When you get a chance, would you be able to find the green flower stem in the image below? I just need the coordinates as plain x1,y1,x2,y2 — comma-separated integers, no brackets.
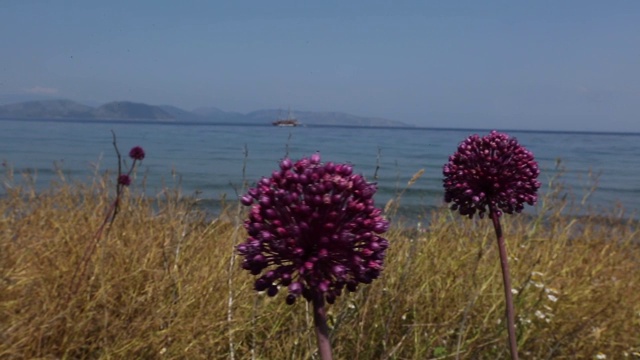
490,209,519,360
312,292,333,360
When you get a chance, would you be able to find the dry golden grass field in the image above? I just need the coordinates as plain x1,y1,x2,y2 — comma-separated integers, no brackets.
1,167,639,359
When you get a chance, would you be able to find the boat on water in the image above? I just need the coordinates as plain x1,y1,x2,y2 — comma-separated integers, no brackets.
272,108,300,127
272,119,299,127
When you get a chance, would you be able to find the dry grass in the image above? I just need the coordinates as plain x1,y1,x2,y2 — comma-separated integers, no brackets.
1,169,639,359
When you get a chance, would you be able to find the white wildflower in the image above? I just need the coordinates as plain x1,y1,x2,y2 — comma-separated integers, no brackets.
547,294,558,302
534,310,546,319
595,352,607,359
545,287,559,295
520,317,532,325
511,288,519,295
530,280,545,288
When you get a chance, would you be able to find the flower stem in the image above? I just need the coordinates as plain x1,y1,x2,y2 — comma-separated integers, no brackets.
312,292,333,360
490,209,519,360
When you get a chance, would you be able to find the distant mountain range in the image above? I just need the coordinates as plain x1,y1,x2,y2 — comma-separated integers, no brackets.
0,100,173,121
0,99,411,127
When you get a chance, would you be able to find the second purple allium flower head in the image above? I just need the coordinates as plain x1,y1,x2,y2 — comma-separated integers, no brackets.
237,153,390,305
129,146,145,161
117,174,131,186
443,130,541,218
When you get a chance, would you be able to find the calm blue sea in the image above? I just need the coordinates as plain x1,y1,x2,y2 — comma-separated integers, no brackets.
1,118,639,221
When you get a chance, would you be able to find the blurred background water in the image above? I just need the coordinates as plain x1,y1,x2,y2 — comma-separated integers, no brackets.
1,119,639,222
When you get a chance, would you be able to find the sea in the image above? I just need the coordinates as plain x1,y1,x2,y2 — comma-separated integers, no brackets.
1,118,639,222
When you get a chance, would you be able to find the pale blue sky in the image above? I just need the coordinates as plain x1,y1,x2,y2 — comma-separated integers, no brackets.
1,1,639,131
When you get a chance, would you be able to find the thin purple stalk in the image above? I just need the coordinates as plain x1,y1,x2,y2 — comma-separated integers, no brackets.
68,199,117,296
490,208,519,360
312,292,333,360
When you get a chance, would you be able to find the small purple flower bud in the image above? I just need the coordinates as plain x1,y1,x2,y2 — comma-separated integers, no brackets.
286,294,296,305
281,272,292,286
259,195,272,207
255,278,270,291
336,164,353,176
128,146,145,161
240,195,253,206
318,280,330,293
117,174,131,186
263,209,277,220
280,158,293,170
373,220,389,234
289,281,303,295
267,285,279,297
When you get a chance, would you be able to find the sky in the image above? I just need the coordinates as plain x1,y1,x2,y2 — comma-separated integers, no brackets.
1,1,639,132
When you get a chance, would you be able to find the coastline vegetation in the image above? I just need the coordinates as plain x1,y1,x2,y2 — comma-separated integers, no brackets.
1,161,639,359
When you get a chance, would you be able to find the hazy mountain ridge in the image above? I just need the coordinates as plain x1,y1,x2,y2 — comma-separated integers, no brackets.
191,106,246,122
158,105,203,122
0,99,94,119
93,101,173,120
0,100,173,121
0,99,412,127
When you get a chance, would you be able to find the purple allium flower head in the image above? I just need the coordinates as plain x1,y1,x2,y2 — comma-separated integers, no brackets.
129,146,145,161
237,154,390,305
117,174,131,186
443,131,541,218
